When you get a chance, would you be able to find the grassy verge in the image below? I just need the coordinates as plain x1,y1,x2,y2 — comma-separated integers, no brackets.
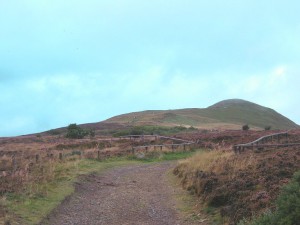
167,169,208,224
1,151,198,225
2,159,139,225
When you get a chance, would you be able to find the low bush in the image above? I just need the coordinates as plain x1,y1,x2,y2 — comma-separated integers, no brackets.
242,170,300,225
65,124,88,139
242,124,250,131
264,126,272,131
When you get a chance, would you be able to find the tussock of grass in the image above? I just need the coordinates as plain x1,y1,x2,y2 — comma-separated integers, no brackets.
175,149,256,179
177,150,233,173
173,149,258,224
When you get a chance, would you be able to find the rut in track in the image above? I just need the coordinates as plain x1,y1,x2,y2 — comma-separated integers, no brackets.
41,162,203,225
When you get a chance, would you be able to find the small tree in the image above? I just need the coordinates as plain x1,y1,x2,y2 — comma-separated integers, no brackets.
265,125,272,131
66,123,88,139
242,124,250,131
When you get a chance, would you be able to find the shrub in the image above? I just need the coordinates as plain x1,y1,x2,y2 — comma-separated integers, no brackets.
238,211,275,225
265,126,272,131
130,127,144,135
243,170,300,225
65,123,88,139
274,170,300,225
89,129,96,138
242,124,250,131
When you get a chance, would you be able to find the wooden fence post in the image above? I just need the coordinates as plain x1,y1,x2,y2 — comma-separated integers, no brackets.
35,154,39,163
12,155,17,172
59,152,63,160
97,151,100,160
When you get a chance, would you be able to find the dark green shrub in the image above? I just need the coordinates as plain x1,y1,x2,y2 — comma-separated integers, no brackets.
65,123,88,139
265,126,272,131
241,170,300,225
89,129,96,138
274,171,300,225
242,124,250,131
130,127,144,135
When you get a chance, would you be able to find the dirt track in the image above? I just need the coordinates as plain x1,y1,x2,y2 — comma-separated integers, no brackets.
41,162,200,225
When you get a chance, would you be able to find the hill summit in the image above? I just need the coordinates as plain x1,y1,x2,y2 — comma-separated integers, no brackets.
209,99,262,108
103,99,298,130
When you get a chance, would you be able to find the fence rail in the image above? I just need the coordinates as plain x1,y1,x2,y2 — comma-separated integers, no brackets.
119,135,194,144
233,130,299,153
119,135,195,152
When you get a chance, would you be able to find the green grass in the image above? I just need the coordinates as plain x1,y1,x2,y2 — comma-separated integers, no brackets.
202,206,225,225
167,169,205,223
107,100,298,130
2,151,198,225
112,125,197,137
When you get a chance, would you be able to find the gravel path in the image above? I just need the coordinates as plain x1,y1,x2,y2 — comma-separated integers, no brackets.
41,162,197,225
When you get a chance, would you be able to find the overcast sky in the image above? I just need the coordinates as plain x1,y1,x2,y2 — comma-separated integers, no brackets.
1,0,300,136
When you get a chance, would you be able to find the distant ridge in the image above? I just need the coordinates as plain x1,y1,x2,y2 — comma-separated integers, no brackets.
44,99,299,136
103,99,298,130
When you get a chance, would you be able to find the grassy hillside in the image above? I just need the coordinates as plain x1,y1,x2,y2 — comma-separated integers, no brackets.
43,99,298,137
105,99,298,130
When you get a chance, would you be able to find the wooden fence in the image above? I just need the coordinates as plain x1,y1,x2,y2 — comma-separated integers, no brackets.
119,134,195,153
233,131,300,153
119,135,194,144
1,134,196,177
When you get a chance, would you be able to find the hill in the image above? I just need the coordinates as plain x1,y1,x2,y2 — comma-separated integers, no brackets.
103,99,298,130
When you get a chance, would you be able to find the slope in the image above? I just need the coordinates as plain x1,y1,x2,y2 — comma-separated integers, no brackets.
104,99,298,130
